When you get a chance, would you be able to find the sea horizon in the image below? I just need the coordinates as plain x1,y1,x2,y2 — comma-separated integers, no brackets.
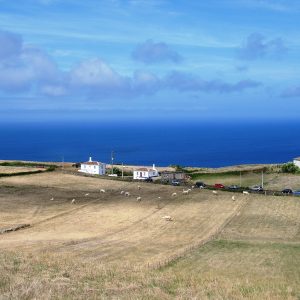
1,119,299,168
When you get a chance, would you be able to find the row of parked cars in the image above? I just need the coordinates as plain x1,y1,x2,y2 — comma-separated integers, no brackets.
194,181,300,195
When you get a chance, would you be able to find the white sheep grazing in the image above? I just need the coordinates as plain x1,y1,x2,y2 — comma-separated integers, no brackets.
125,192,130,197
71,199,76,204
138,185,141,190
172,192,177,197
136,196,142,201
84,193,89,196
100,189,106,193
191,186,195,189
120,190,125,195
243,191,249,195
50,197,54,201
182,190,189,195
162,215,172,221
158,196,161,199
232,195,236,201
212,190,218,195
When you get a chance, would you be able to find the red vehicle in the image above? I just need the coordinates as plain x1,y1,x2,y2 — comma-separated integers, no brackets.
214,183,225,189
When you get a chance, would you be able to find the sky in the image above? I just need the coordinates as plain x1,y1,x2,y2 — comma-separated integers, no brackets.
0,0,300,122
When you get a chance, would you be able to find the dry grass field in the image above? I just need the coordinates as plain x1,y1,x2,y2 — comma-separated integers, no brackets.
0,166,45,174
1,170,300,299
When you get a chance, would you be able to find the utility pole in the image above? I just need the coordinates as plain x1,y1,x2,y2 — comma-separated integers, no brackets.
111,150,114,175
261,170,264,188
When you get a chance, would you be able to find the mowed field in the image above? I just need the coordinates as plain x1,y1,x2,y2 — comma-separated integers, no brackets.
1,171,300,299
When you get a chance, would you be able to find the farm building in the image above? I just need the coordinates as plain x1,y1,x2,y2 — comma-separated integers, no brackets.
133,164,159,180
294,157,300,168
79,157,106,175
161,171,188,183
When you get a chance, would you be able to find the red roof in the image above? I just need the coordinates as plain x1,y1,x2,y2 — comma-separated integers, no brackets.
135,168,155,172
82,161,100,166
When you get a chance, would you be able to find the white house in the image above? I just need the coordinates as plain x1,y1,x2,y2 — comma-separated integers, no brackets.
133,164,159,180
294,157,300,168
79,157,106,175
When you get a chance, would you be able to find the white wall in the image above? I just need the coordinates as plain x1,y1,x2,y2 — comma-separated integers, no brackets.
294,160,300,168
80,163,106,175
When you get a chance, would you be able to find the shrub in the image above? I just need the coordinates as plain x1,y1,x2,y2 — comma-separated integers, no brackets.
281,162,300,174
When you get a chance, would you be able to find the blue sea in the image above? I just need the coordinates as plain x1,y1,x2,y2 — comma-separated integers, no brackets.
0,120,299,167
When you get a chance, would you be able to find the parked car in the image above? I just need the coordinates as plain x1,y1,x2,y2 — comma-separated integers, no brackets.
228,185,240,190
282,188,293,195
172,180,180,186
195,181,206,188
293,190,300,196
214,183,225,189
250,185,264,192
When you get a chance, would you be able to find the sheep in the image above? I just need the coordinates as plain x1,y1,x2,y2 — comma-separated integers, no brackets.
191,185,195,189
50,197,54,201
120,190,125,195
84,193,89,196
162,215,172,221
158,196,161,199
100,189,106,193
125,192,130,197
243,191,249,195
212,190,218,195
71,199,76,204
172,192,177,197
182,190,189,195
136,196,142,202
187,188,191,192
232,195,236,201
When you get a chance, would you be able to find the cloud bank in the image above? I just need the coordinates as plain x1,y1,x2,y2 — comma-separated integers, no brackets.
132,39,183,64
238,33,287,60
0,29,263,99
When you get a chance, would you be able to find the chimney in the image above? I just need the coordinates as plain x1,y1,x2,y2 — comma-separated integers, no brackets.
89,157,92,162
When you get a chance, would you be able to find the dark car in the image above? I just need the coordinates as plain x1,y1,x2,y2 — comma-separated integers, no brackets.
144,177,153,182
195,181,206,188
293,190,300,196
214,183,225,189
282,189,293,195
228,185,240,190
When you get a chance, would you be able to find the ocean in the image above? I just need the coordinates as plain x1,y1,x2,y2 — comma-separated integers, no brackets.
0,120,299,168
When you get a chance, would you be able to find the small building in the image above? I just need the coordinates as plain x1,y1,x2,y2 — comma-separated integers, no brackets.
79,157,106,175
294,157,300,168
161,171,187,183
133,164,159,180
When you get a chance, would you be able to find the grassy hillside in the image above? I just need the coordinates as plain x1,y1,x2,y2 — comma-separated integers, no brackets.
1,170,300,299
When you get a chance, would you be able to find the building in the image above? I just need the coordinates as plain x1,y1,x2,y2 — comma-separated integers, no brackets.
133,164,159,180
161,171,188,183
294,157,300,168
79,157,106,175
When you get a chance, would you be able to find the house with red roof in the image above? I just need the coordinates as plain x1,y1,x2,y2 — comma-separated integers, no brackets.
133,164,159,180
79,157,106,175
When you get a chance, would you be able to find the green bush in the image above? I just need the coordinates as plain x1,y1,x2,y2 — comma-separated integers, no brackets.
281,162,300,174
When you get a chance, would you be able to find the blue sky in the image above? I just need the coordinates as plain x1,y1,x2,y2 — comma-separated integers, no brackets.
0,0,300,121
